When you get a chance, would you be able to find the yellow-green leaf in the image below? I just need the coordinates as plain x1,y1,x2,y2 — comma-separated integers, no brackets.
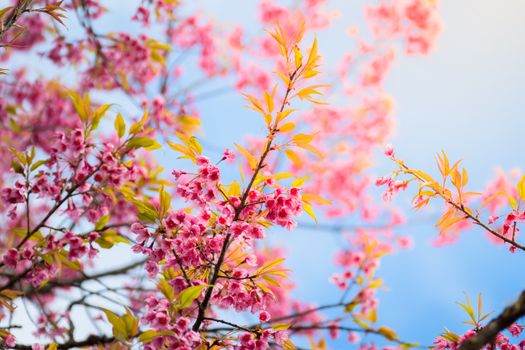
115,113,126,138
177,285,208,309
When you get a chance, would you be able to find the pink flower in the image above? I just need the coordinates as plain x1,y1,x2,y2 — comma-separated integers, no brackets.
458,329,476,344
196,156,210,166
3,248,19,268
1,187,24,204
222,148,236,162
329,322,339,339
384,144,395,158
433,336,450,350
348,332,360,343
488,215,499,224
239,333,253,344
259,311,271,322
131,223,150,244
508,323,523,337
4,334,16,347
398,236,413,249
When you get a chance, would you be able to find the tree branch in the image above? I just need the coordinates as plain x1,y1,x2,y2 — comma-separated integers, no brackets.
0,0,33,43
12,335,115,350
458,290,525,350
24,258,146,296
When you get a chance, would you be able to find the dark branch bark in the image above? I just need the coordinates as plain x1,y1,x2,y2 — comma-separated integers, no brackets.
458,290,525,350
24,258,146,296
12,335,115,350
191,69,298,332
0,0,33,42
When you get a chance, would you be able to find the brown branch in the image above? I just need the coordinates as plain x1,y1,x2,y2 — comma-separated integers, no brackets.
191,69,298,332
458,290,525,350
204,322,421,348
16,162,104,250
24,258,146,296
12,335,115,350
0,0,33,43
398,161,525,251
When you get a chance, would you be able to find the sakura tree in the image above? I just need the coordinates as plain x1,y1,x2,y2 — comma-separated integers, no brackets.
0,1,523,350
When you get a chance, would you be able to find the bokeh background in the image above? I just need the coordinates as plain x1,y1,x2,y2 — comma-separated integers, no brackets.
7,0,525,347
193,0,525,346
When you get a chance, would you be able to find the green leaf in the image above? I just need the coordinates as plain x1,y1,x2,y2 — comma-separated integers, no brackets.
95,230,129,249
30,159,50,172
126,137,161,151
92,104,112,130
177,285,207,309
272,323,291,331
188,136,203,155
11,160,24,175
9,147,26,165
139,330,159,343
441,328,460,343
0,7,14,20
157,278,174,300
129,110,148,134
95,213,110,231
159,185,171,219
344,300,359,313
58,250,81,271
122,308,139,338
377,326,398,341
102,308,128,341
68,90,89,122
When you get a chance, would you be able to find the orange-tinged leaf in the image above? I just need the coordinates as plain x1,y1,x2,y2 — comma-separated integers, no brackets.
296,142,323,158
275,71,290,85
235,143,258,170
292,133,315,145
263,113,272,127
303,203,317,223
508,195,517,210
293,46,303,69
243,94,264,114
369,278,383,289
302,193,331,205
306,37,319,69
462,168,469,187
303,69,319,79
518,175,525,201
285,149,302,167
283,339,296,350
279,122,295,132
256,282,272,294
291,176,309,187
276,109,295,123
262,275,280,287
257,258,285,275
264,91,274,113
